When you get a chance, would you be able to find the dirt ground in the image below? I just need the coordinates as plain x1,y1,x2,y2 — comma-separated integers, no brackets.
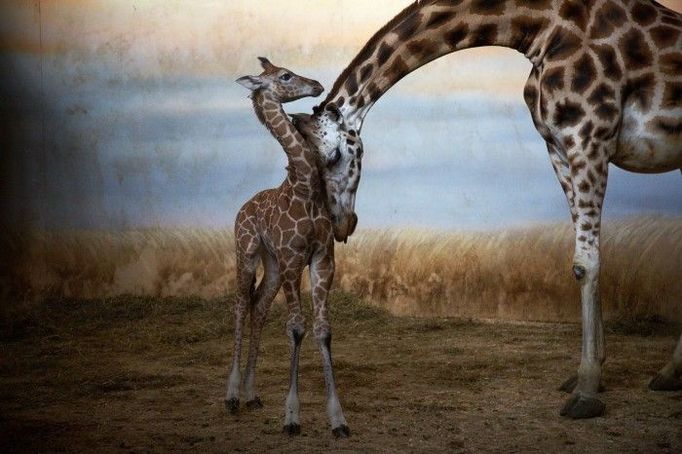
1,293,680,453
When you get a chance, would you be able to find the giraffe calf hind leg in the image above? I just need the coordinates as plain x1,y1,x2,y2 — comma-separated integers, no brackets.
283,321,305,436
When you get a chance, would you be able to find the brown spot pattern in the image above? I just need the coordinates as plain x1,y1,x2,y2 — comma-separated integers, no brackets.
649,26,681,48
579,121,594,148
631,2,658,26
662,82,682,109
510,16,550,54
517,0,552,10
470,23,498,47
553,100,586,127
619,29,653,70
660,52,682,76
426,11,456,29
407,39,438,59
578,181,591,193
377,42,393,66
472,0,506,15
623,73,656,111
591,44,622,81
445,23,469,48
590,1,627,39
395,12,422,40
542,67,565,92
386,56,410,85
546,27,582,61
560,1,589,30
572,53,596,94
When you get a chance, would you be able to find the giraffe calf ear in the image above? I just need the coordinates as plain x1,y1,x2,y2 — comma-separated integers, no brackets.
258,56,277,71
236,75,262,91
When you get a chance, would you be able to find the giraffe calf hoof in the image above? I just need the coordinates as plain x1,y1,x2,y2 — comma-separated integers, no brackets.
332,424,350,438
649,374,682,391
246,397,263,409
558,375,605,393
572,265,586,280
225,397,240,415
283,423,301,436
560,393,605,419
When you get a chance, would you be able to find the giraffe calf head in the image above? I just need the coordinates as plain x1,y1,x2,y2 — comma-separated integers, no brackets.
292,104,363,242
236,57,324,102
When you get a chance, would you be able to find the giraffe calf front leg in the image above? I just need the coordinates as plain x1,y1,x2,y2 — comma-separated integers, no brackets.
310,250,349,437
315,327,350,438
283,317,305,435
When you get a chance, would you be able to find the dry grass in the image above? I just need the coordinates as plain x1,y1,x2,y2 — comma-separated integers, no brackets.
1,217,680,322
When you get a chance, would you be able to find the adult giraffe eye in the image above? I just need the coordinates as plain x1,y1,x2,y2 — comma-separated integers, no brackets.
327,147,341,168
280,73,292,81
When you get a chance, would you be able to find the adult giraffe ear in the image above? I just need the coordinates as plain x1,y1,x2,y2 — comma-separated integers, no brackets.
324,103,343,124
258,56,277,72
236,75,262,91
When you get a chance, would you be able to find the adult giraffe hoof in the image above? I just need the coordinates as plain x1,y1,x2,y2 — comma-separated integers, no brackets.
225,397,240,414
283,423,301,436
649,374,682,391
245,396,263,409
332,424,350,438
560,393,605,419
558,375,605,393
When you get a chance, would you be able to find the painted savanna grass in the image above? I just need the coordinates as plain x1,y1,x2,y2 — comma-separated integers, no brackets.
1,217,680,322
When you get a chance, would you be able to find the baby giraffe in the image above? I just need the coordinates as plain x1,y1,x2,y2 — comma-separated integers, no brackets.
226,57,351,438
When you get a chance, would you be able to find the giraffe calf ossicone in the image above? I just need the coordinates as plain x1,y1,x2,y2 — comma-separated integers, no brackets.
225,57,363,438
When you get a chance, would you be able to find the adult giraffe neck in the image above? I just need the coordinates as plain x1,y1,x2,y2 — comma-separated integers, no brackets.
321,0,559,131
252,89,321,199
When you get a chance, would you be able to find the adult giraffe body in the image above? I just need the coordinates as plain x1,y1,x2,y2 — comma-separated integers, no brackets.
314,0,682,418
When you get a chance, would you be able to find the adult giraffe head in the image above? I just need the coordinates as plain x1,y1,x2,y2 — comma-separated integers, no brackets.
292,104,362,242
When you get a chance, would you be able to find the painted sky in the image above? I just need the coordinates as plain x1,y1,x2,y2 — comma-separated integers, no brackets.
1,0,680,230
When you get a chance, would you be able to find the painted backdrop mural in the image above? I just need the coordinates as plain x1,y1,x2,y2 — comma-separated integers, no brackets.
2,0,680,232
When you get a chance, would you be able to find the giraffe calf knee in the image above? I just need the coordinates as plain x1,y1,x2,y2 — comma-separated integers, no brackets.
286,318,306,347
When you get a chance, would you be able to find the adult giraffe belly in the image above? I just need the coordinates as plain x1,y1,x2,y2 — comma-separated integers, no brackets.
613,107,682,174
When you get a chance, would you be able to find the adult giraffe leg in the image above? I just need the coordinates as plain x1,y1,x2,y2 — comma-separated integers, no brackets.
310,249,349,438
547,142,607,394
547,143,577,222
225,237,260,414
560,138,611,419
279,256,307,435
241,251,282,408
649,334,682,391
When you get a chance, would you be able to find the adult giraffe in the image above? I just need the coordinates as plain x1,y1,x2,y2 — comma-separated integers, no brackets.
304,0,682,419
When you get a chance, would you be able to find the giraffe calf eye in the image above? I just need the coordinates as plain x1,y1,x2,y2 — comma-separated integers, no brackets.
280,73,292,81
